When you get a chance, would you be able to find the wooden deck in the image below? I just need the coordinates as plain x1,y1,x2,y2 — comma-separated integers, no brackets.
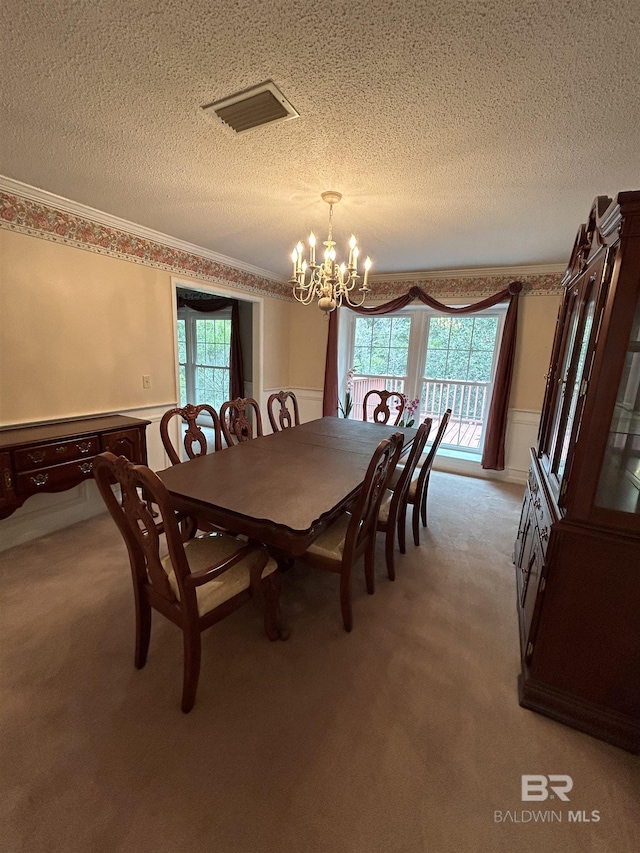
432,415,483,451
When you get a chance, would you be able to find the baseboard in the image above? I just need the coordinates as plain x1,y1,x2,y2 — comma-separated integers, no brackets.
518,674,640,754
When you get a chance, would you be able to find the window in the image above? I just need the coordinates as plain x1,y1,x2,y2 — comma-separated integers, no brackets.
177,308,232,410
342,308,504,453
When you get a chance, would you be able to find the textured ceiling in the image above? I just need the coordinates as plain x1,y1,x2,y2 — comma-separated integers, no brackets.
1,0,640,279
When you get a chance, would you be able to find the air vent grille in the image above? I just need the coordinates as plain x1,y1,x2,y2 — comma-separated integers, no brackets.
202,81,298,133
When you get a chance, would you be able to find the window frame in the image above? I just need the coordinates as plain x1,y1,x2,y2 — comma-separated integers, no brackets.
177,305,233,410
338,304,507,454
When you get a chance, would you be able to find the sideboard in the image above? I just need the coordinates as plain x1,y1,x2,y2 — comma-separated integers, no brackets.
0,415,150,520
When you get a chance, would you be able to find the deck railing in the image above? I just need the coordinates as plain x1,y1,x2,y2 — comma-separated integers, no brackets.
349,375,489,450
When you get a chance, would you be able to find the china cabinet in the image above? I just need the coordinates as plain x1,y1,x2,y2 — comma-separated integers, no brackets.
514,191,640,752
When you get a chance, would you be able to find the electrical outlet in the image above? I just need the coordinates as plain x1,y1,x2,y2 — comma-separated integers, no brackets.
142,375,151,389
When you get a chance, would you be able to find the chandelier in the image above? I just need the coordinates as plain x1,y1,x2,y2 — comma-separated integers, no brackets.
290,191,372,314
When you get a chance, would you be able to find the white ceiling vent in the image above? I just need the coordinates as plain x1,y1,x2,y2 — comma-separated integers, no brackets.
202,81,299,133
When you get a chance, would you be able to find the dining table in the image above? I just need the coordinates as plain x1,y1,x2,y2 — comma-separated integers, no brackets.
157,416,417,558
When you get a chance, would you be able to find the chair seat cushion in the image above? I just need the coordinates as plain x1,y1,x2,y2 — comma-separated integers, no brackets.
377,489,394,524
305,512,351,560
162,533,277,617
388,464,420,499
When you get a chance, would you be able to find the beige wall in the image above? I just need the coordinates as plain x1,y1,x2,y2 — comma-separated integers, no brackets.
261,297,291,391
0,230,290,426
288,301,329,389
511,293,561,411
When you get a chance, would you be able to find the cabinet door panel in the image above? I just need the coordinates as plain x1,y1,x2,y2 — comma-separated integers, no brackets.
0,451,16,513
100,428,143,462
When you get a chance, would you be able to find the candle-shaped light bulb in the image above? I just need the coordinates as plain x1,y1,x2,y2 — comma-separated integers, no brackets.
291,248,298,278
348,234,356,268
352,245,359,272
296,242,304,272
302,260,307,274
363,256,372,288
309,232,316,265
339,262,346,279
329,247,336,262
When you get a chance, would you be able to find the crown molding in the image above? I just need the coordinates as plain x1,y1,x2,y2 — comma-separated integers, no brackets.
370,263,566,281
0,174,286,283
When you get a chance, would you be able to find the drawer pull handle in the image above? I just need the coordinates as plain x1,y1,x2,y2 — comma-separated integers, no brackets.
28,451,46,464
78,462,93,474
76,442,92,454
31,473,49,487
3,469,12,491
533,498,541,510
540,526,549,541
55,445,67,454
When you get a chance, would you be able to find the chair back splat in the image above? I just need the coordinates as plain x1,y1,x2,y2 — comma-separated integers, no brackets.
93,452,284,712
219,397,263,446
160,403,222,465
402,407,452,547
362,389,405,425
378,418,432,581
267,391,300,432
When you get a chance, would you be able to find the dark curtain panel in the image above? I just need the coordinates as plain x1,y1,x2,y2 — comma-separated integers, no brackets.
322,282,522,470
323,310,339,416
176,295,245,401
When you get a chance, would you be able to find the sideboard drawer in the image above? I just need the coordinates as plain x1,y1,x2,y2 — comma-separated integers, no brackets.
16,458,96,497
14,435,99,472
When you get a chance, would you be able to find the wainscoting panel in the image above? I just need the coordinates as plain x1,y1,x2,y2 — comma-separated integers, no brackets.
433,409,540,484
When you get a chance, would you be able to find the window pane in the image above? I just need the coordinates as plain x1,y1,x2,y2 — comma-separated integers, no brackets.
353,346,370,375
195,319,231,366
427,317,451,350
179,365,187,407
354,317,374,347
370,347,390,374
445,349,470,381
425,349,447,378
448,318,473,350
471,317,499,350
195,366,230,410
371,318,392,348
177,320,187,364
468,350,494,382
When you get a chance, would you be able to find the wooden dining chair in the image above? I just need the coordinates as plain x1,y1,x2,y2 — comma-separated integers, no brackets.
362,389,405,425
159,403,225,535
219,397,263,447
376,419,432,582
299,432,403,632
397,408,452,549
160,403,222,465
93,452,285,713
267,390,300,432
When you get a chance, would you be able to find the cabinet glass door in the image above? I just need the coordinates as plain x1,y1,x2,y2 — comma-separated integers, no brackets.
545,271,599,500
595,292,640,514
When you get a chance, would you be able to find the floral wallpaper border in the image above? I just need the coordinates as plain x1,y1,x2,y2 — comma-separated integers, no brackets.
0,191,291,300
369,272,563,300
0,189,563,299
